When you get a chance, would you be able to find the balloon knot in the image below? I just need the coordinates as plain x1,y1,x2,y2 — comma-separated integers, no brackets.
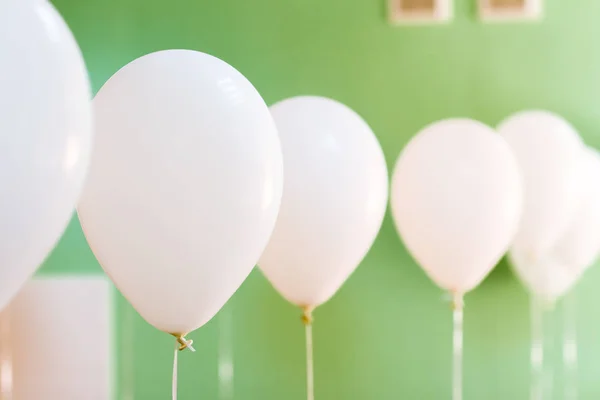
171,333,195,352
301,306,314,326
451,292,464,311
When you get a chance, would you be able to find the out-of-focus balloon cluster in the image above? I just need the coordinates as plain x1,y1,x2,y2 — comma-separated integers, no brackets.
502,113,600,305
392,112,600,306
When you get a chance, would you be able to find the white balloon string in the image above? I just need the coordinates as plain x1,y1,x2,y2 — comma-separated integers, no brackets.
530,296,544,400
563,292,578,400
531,296,557,400
0,309,12,400
302,307,314,400
543,302,555,400
170,334,195,400
172,343,178,400
122,304,135,400
452,293,464,400
306,324,314,400
218,306,234,400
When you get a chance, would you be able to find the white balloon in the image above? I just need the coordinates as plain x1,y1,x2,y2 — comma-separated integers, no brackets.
510,250,578,303
553,148,600,275
258,96,388,308
0,0,92,310
511,147,600,301
498,111,585,262
391,119,523,294
78,50,283,335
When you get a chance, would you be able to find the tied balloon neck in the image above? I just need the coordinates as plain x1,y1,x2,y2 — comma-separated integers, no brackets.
535,295,557,312
451,292,465,311
170,333,195,352
301,306,314,326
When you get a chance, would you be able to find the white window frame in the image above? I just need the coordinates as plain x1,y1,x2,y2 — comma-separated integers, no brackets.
478,0,542,22
389,0,453,25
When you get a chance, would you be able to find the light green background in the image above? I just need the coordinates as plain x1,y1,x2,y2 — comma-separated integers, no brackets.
44,0,600,398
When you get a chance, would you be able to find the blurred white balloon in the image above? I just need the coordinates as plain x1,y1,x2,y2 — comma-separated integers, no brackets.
258,96,388,309
510,251,578,304
78,50,283,335
498,111,585,263
391,119,523,295
511,147,600,302
0,0,92,310
6,277,112,400
553,148,600,275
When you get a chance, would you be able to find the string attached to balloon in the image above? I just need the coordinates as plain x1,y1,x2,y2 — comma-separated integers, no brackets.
218,306,235,400
172,344,179,400
530,297,544,400
562,292,578,400
530,297,557,400
301,307,315,400
451,293,464,400
171,333,195,400
542,304,556,399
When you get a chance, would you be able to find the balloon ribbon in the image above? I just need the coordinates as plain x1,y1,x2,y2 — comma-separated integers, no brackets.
563,292,578,400
218,306,235,400
531,296,560,400
171,333,195,400
302,307,315,400
452,293,464,400
530,296,544,400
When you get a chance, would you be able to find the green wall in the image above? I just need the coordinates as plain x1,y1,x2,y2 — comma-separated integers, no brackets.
44,0,600,398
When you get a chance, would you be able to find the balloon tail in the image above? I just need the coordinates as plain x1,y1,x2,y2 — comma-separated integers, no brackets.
0,309,12,400
173,335,195,353
302,307,315,400
452,292,464,400
563,292,578,400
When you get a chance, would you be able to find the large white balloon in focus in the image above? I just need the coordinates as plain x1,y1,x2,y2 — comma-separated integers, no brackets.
258,96,388,309
511,148,600,302
391,119,523,295
498,111,585,262
0,1,92,310
78,50,283,335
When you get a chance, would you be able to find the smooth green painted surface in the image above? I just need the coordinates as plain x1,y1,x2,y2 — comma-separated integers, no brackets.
42,0,600,398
